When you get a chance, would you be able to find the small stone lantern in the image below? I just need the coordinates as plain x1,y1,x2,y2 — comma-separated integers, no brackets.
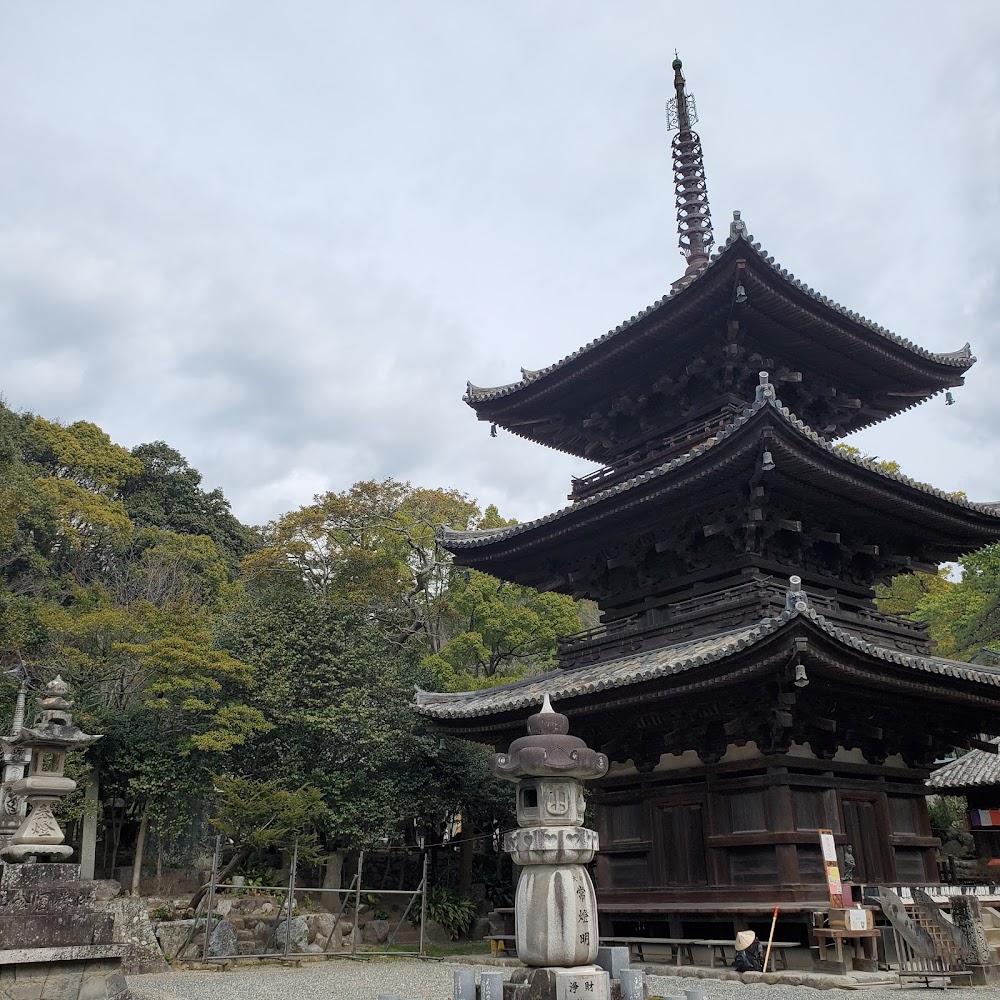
0,676,102,863
491,694,608,979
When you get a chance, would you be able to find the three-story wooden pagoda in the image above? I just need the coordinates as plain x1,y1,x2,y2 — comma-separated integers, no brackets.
415,57,1000,941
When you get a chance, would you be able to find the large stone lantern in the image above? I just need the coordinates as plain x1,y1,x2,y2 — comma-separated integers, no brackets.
491,694,608,985
0,676,102,863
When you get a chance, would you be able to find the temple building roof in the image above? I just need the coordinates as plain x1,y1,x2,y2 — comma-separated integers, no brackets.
414,604,1000,724
442,383,1000,590
465,228,973,460
928,740,1000,791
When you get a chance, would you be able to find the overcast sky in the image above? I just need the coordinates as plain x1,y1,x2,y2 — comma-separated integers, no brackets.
1,2,999,528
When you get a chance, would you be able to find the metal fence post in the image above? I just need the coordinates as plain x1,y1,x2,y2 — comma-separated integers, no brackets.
284,840,298,958
201,835,221,962
418,851,429,958
352,849,365,958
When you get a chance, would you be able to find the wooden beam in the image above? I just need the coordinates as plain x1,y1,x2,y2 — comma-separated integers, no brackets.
775,519,802,532
703,521,728,537
815,531,841,544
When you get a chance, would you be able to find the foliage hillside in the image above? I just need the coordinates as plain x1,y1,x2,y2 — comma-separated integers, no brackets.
0,398,586,887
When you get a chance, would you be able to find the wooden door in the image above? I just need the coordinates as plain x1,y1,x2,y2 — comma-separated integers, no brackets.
657,802,708,885
842,797,890,883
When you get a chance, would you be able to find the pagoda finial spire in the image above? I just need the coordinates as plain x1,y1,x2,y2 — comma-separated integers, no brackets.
666,54,714,277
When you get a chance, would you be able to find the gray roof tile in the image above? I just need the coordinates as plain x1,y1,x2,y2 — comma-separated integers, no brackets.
441,390,1000,551
413,607,1000,720
928,741,1000,791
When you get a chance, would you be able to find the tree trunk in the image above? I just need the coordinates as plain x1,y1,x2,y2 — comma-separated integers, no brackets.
187,843,254,912
458,826,475,894
322,850,346,912
130,805,150,896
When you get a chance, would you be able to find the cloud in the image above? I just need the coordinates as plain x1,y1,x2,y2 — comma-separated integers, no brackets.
1,2,999,532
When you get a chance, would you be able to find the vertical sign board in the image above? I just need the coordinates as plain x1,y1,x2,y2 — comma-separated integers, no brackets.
818,829,843,907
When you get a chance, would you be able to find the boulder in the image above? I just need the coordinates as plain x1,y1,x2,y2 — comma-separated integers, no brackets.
208,918,238,957
155,919,199,961
275,915,310,953
422,917,454,946
311,911,337,944
215,898,233,916
363,919,390,944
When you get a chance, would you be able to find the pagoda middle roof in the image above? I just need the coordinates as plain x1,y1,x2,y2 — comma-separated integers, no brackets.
442,385,1000,567
414,602,1000,722
465,226,973,454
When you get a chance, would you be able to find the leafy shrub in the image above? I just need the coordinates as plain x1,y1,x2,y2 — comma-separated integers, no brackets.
423,886,478,940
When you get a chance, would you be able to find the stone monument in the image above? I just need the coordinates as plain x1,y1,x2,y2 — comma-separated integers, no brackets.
0,676,132,999
491,695,610,1000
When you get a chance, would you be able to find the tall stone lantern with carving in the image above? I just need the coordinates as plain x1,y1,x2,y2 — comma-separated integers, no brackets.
0,676,102,863
491,695,609,994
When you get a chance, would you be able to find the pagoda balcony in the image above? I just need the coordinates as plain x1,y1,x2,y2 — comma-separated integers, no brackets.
557,578,931,669
570,407,743,503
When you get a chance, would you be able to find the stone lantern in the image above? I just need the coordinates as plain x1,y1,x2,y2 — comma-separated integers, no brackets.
0,676,102,863
491,694,609,999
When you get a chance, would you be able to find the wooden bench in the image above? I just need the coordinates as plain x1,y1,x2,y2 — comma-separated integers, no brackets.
701,939,802,970
598,936,696,966
485,934,517,957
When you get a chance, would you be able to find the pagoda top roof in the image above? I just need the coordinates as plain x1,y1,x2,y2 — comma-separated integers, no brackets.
443,381,1000,559
467,225,973,405
927,740,1000,791
414,601,1000,722
464,224,974,454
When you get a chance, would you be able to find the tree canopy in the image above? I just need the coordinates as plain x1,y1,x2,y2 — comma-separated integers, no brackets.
0,399,581,887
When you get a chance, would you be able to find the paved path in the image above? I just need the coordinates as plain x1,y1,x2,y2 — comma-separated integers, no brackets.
129,958,992,1000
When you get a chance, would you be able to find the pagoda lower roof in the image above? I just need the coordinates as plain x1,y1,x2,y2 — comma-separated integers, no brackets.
464,228,973,457
927,740,1000,791
413,603,1000,724
442,387,1000,576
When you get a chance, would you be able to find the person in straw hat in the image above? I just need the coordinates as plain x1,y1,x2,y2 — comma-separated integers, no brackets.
733,930,764,972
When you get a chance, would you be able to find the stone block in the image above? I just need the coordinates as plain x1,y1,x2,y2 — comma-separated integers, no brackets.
619,969,644,1000
454,967,477,1000
596,947,630,980
104,896,168,974
90,882,121,903
480,971,505,1000
154,919,198,960
552,967,609,1000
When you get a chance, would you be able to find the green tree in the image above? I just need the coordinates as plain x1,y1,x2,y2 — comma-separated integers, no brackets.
188,775,326,909
425,569,582,686
242,480,497,644
121,442,255,569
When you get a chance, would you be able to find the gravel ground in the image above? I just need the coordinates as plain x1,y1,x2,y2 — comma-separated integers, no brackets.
129,959,1000,1000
